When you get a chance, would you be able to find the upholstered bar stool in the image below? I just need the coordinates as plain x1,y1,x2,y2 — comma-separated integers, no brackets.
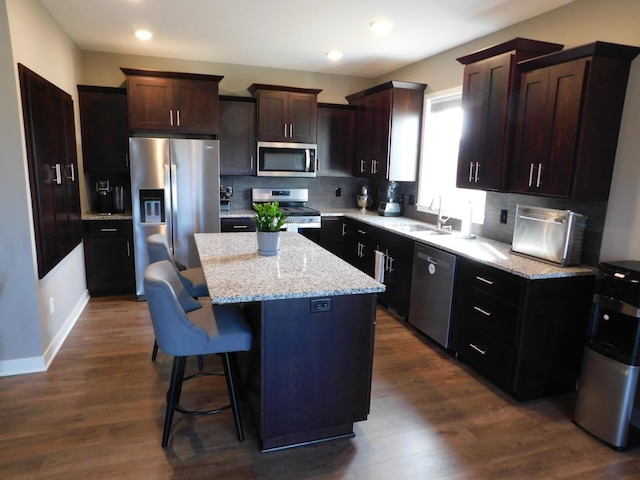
144,260,252,447
146,233,209,363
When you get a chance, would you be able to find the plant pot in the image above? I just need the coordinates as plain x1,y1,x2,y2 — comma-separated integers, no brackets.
257,231,281,256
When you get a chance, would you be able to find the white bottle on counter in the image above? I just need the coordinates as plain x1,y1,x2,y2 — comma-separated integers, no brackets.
461,201,473,238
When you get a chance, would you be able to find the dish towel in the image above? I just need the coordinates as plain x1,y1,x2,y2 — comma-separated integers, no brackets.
374,250,385,283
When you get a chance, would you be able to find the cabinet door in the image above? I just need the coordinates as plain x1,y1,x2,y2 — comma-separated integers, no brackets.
319,216,346,256
219,98,256,175
288,92,317,143
256,90,288,141
317,105,354,176
510,59,588,197
79,88,129,173
457,53,514,191
174,78,219,134
83,221,135,295
371,90,391,179
126,76,173,131
19,64,81,278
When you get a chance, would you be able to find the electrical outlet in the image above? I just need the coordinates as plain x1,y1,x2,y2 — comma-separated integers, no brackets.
49,297,55,315
500,209,508,224
335,187,341,197
310,298,332,313
408,194,416,205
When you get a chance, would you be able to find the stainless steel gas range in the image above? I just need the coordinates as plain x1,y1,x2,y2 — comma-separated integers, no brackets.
251,188,321,230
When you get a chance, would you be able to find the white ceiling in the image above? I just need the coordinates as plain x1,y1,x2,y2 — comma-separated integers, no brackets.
39,0,575,78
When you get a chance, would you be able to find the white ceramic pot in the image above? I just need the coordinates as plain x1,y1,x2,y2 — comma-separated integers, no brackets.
257,231,281,256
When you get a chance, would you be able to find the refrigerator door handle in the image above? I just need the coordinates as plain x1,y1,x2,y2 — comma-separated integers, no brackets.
170,163,178,251
163,163,173,253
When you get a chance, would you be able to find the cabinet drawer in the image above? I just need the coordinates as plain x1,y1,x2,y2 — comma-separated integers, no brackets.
457,257,523,305
221,217,256,232
454,283,519,346
83,220,132,238
452,319,516,391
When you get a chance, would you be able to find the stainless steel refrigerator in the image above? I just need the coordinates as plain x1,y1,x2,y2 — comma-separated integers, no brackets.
130,137,220,297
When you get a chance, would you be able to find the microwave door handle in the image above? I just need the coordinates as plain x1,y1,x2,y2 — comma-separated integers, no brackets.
305,149,311,172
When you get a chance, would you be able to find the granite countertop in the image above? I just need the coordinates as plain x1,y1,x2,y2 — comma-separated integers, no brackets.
222,208,595,280
194,232,385,304
82,213,133,220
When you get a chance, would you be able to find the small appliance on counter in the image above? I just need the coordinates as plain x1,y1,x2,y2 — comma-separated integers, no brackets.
220,185,233,211
511,204,587,266
574,260,640,450
95,180,113,215
378,181,401,217
356,185,372,212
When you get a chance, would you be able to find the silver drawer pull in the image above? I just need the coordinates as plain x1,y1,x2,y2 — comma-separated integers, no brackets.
100,228,118,232
470,343,487,355
232,225,248,229
473,306,492,317
475,276,494,285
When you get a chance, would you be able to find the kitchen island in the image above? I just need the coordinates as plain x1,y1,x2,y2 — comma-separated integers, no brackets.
194,232,385,452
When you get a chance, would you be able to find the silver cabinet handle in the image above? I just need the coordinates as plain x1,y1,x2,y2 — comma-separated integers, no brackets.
528,163,535,187
371,159,378,175
100,228,118,232
475,276,494,285
170,109,174,126
67,163,76,181
250,155,254,171
342,223,347,236
474,162,480,182
357,229,367,235
232,225,248,229
284,123,288,137
289,123,293,137
468,162,474,182
126,241,131,257
386,253,395,273
473,306,492,317
470,343,487,355
125,153,129,168
536,163,543,187
360,160,366,173
176,110,181,127
52,164,62,184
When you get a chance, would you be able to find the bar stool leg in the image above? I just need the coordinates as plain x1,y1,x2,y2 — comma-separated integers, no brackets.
163,356,187,447
222,352,244,442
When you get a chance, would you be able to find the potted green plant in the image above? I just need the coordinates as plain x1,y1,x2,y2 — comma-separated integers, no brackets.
252,201,287,256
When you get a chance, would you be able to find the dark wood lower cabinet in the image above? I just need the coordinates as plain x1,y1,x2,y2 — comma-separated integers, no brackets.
241,294,376,451
452,257,595,400
82,220,135,295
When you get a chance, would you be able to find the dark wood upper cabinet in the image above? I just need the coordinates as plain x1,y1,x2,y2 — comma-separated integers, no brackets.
316,103,355,177
19,64,81,278
455,38,564,191
78,86,129,173
219,96,256,175
510,42,640,200
347,81,426,181
121,68,223,134
248,84,321,143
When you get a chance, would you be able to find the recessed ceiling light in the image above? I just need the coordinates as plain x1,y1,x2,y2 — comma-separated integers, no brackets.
370,19,393,36
135,29,153,41
326,50,343,61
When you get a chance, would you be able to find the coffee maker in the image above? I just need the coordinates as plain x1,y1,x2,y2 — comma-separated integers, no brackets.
378,181,401,216
95,180,113,215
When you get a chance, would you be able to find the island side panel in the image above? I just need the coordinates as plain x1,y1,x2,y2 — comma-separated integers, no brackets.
242,293,377,451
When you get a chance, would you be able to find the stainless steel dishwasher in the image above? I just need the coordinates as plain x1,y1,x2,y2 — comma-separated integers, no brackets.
408,242,458,348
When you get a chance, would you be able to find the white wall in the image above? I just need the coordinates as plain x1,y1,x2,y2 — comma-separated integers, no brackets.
0,0,89,375
376,0,640,262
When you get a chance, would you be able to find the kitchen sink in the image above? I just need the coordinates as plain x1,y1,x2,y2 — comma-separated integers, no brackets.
390,224,451,235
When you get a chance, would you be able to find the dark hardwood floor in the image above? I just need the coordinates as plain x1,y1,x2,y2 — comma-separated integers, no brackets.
1,295,639,479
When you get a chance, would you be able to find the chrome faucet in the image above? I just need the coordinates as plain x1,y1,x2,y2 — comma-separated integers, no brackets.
433,195,451,231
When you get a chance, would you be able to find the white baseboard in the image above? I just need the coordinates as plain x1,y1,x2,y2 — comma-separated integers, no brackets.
0,290,90,377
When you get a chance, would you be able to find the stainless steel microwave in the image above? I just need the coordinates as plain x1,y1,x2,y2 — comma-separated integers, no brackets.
256,141,317,177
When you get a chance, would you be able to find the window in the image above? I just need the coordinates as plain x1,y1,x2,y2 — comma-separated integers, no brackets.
417,88,485,224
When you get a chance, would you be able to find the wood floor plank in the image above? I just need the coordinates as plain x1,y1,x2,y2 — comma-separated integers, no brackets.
1,295,639,479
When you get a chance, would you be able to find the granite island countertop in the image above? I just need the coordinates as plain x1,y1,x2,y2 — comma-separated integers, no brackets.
194,231,385,304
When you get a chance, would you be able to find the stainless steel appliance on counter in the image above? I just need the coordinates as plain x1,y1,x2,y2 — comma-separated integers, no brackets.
130,137,220,298
251,188,321,230
511,205,586,266
408,243,458,348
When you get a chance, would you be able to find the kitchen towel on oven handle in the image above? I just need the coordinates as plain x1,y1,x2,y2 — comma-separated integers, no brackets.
374,250,385,283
